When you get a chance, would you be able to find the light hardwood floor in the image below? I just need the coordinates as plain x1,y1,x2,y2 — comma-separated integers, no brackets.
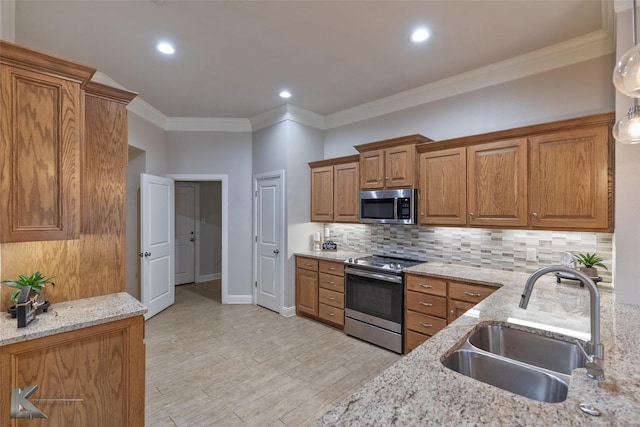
145,282,401,426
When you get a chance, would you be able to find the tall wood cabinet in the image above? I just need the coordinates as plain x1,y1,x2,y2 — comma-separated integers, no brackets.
309,155,359,223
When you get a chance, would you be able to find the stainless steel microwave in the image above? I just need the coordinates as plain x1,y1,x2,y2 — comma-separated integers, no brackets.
359,189,418,224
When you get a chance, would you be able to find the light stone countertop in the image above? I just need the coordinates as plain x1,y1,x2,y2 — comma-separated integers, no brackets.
301,252,640,426
295,250,369,262
0,292,147,346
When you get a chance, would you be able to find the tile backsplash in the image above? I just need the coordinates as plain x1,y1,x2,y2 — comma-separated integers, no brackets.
325,224,613,282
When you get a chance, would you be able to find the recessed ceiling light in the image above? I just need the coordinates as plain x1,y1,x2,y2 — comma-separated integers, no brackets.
410,28,430,43
156,41,175,55
279,90,292,99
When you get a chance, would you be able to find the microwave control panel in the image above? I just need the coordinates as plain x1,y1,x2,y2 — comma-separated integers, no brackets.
398,198,411,219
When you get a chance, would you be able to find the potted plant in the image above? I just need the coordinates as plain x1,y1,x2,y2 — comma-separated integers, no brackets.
2,272,55,318
574,253,608,278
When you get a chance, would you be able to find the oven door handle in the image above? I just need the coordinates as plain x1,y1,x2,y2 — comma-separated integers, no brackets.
345,267,402,284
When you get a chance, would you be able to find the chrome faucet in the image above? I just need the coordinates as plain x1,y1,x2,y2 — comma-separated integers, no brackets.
519,266,605,381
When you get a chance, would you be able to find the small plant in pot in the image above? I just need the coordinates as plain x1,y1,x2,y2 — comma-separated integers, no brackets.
574,253,608,278
2,272,55,318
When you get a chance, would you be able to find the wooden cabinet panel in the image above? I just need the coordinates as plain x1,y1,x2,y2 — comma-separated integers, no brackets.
311,166,334,222
360,149,385,189
406,290,447,318
448,281,497,304
406,311,447,336
448,299,476,323
467,139,528,227
405,330,430,353
319,288,344,309
334,162,359,223
419,148,467,225
319,260,344,276
296,257,318,272
295,267,318,316
385,144,416,188
318,272,344,293
405,274,447,297
0,317,145,427
0,65,81,243
529,127,610,230
318,303,345,326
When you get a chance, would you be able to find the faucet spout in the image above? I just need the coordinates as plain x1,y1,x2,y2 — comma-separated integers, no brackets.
519,266,604,381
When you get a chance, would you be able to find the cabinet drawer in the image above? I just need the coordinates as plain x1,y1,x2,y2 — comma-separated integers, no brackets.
449,281,497,304
406,311,447,336
405,330,430,353
406,290,447,318
319,288,344,309
405,274,447,297
318,303,344,326
296,257,318,272
319,260,344,276
319,272,344,292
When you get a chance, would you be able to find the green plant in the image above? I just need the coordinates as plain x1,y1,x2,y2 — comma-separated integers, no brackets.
574,253,608,271
1,272,55,304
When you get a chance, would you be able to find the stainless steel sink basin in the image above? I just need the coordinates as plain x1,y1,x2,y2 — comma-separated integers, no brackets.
442,323,587,403
468,324,586,375
442,349,569,403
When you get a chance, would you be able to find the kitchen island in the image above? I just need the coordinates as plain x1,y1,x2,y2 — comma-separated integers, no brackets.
304,255,640,425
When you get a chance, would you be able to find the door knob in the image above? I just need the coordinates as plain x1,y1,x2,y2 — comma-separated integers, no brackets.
137,252,143,258
144,251,151,257
273,249,279,254
190,238,195,242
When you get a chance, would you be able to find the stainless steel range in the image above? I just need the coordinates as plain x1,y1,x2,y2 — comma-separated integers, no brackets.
344,255,424,353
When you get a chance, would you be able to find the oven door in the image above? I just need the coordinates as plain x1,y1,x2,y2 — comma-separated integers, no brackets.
345,268,403,330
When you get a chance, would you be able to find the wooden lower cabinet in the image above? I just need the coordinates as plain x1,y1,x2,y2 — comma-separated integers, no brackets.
296,256,345,328
0,316,145,427
405,274,498,353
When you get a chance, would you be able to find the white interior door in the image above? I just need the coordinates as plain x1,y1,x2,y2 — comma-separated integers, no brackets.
254,174,283,313
175,184,196,285
141,173,175,319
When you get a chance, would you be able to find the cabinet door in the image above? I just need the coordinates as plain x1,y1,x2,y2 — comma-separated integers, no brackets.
310,166,334,222
529,127,610,230
360,149,385,189
419,148,467,225
448,300,476,323
0,65,81,242
467,139,528,227
334,162,360,222
385,144,416,188
296,267,318,316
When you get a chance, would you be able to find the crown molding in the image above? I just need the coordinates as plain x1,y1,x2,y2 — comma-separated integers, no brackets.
325,30,614,129
614,0,635,13
0,0,15,42
250,104,325,131
165,117,251,132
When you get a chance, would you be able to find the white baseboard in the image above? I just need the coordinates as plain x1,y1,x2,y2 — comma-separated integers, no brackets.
196,273,220,282
223,294,253,304
280,306,296,318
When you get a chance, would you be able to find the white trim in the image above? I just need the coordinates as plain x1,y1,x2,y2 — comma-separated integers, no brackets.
602,0,615,36
167,174,229,304
253,170,287,315
614,0,634,13
0,0,16,42
324,30,614,129
166,117,251,132
250,104,325,131
280,306,296,318
128,98,169,130
196,273,220,282
225,295,253,304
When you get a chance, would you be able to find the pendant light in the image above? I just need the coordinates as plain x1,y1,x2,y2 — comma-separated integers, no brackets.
613,0,640,143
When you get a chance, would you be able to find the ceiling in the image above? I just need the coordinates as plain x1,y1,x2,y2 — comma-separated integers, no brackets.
14,1,607,119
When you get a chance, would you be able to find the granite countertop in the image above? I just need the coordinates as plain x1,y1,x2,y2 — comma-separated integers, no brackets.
295,250,369,262
0,292,147,346
302,252,640,425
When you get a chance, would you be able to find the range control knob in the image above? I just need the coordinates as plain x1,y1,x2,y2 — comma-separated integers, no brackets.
354,258,359,263
348,258,353,263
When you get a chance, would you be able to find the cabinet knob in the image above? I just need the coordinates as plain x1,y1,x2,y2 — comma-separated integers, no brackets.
378,177,382,181
421,212,425,216
386,176,389,180
469,212,475,216
531,212,538,217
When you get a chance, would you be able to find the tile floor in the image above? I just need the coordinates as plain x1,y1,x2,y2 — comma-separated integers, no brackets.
145,281,400,426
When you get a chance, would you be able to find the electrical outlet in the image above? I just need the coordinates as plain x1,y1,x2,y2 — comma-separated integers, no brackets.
342,234,348,244
526,248,537,262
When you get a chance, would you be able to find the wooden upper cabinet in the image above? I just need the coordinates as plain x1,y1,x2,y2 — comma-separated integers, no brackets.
467,138,528,228
529,126,610,230
356,135,430,190
419,147,467,225
311,165,334,222
334,162,360,222
0,42,95,243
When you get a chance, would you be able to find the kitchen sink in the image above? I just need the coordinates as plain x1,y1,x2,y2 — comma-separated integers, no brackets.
468,324,586,375
442,323,587,403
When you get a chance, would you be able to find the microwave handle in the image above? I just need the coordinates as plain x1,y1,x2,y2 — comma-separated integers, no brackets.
394,197,399,220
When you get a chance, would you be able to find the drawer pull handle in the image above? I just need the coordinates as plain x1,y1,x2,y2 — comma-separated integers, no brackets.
304,263,311,266
464,291,482,297
419,322,433,328
327,312,335,317
420,284,432,289
418,302,433,307
328,297,336,301
326,281,335,284
328,267,335,270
